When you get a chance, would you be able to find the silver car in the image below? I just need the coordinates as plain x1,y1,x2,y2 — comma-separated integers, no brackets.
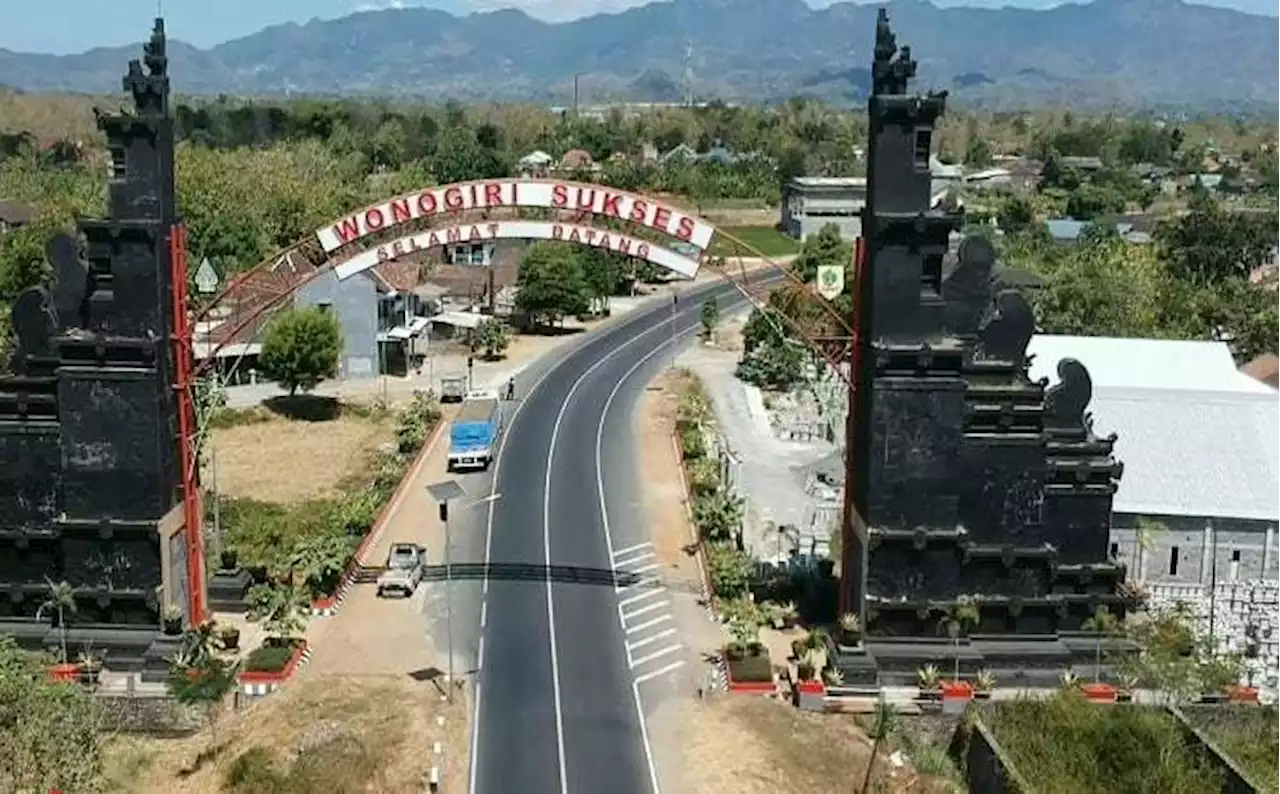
375,543,427,598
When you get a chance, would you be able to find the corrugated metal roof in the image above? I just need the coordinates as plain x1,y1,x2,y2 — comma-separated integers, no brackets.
1028,335,1270,394
1091,387,1278,522
1028,335,1279,522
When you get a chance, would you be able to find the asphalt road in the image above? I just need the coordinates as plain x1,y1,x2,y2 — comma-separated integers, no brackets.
469,278,766,794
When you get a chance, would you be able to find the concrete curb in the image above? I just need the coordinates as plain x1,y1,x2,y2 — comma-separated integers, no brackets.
239,643,313,697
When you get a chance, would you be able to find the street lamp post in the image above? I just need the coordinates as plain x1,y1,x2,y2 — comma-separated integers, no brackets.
427,479,467,702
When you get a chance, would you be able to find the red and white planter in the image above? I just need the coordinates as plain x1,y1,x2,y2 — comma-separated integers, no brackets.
238,641,312,697
1082,682,1118,703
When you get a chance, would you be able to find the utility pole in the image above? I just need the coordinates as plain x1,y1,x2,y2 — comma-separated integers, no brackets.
669,293,678,368
427,479,467,703
573,73,582,117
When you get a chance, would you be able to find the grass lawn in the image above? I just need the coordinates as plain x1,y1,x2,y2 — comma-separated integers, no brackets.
711,225,800,258
1185,705,1279,791
982,695,1224,794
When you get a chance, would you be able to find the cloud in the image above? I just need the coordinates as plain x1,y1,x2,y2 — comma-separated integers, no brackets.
355,0,407,11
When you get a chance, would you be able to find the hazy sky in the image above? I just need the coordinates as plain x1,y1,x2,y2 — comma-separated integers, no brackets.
3,0,1276,54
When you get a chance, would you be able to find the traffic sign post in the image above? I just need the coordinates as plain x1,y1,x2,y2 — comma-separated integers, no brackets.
194,257,219,294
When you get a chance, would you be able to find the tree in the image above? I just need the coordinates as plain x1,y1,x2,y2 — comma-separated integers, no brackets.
577,247,625,314
36,577,77,665
699,296,720,339
167,624,239,754
940,597,980,684
471,318,511,361
998,194,1036,234
1082,604,1119,683
258,306,342,396
515,242,591,326
964,136,993,169
0,634,106,794
1156,192,1278,284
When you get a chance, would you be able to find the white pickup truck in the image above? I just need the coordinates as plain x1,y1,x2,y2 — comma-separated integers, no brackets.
375,543,427,598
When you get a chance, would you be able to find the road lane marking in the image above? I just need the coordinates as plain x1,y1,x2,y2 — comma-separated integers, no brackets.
621,600,670,622
613,550,656,567
619,588,667,608
472,280,768,794
627,562,661,575
625,614,672,635
627,628,678,652
595,289,768,794
613,541,653,558
619,575,662,593
634,660,686,685
630,644,682,669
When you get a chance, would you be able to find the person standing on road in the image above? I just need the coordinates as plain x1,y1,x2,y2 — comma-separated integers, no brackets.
505,377,516,401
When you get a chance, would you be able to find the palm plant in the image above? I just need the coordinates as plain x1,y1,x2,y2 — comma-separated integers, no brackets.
859,696,900,794
839,611,862,645
1081,604,1120,683
36,578,77,665
939,597,981,684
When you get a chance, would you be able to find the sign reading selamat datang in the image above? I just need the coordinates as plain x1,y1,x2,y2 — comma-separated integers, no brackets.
314,179,718,254
333,221,704,281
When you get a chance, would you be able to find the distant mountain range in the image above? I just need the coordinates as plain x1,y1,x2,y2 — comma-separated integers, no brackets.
0,0,1275,109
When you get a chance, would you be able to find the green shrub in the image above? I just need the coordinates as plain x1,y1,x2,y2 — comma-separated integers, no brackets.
395,391,441,453
685,457,721,496
705,541,754,600
224,746,285,793
680,426,705,459
726,653,772,682
243,639,303,673
984,694,1225,794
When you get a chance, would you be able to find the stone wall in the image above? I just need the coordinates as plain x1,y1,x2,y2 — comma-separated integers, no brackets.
1110,514,1278,586
97,691,210,735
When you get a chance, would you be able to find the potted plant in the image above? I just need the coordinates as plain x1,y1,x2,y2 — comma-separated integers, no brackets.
772,601,799,630
163,605,184,635
822,665,845,686
939,596,980,691
219,548,239,571
917,664,942,701
218,624,241,651
838,612,862,647
974,668,996,700
78,647,104,687
37,578,79,682
1082,604,1119,687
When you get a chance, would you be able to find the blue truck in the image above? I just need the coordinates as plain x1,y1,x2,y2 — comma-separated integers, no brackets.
447,390,503,472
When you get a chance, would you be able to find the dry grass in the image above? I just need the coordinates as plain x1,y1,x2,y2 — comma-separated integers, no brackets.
103,677,469,794
659,695,952,794
0,90,116,143
208,413,394,504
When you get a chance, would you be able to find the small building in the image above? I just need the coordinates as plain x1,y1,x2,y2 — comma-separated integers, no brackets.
659,143,698,165
964,168,1013,191
557,149,596,173
517,150,553,177
1029,334,1280,689
294,260,428,379
780,177,867,241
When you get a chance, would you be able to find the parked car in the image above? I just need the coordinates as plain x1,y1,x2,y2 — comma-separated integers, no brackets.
376,543,427,598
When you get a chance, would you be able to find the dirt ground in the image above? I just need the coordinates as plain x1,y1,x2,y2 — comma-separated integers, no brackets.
103,677,469,794
208,412,394,504
654,696,950,794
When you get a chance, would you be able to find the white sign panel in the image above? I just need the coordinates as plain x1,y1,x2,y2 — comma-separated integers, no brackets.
314,179,717,254
816,263,844,300
194,257,219,293
333,221,703,282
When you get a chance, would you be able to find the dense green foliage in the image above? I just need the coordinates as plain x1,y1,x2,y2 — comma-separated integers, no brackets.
0,634,106,794
514,242,636,326
982,694,1224,794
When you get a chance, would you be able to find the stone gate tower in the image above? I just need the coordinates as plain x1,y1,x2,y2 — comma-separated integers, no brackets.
0,19,201,678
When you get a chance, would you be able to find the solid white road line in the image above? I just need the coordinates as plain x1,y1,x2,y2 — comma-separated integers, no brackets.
596,310,722,794
619,588,667,609
634,660,686,686
630,644,682,669
625,614,672,635
627,628,678,652
621,600,670,622
612,541,653,558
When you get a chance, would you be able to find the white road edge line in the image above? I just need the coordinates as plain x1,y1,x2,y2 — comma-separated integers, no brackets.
634,660,686,686
630,644,682,669
619,587,667,609
596,308,723,794
625,614,672,635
